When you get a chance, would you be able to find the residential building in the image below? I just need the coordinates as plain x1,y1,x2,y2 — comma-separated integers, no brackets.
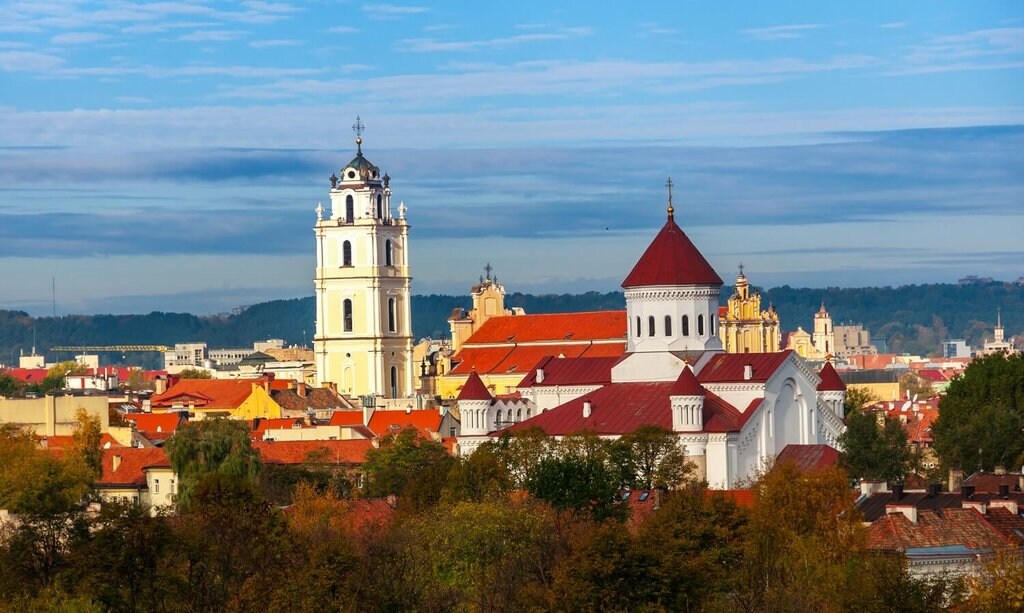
0,394,109,436
96,447,178,513
833,323,877,358
942,339,971,359
150,378,283,420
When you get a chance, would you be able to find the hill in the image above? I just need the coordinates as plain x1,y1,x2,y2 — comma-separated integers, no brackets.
0,282,1020,367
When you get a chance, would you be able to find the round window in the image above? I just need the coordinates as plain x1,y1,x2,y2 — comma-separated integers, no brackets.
347,171,355,178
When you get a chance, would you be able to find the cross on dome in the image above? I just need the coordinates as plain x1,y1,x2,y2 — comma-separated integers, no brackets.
665,177,675,220
352,115,365,153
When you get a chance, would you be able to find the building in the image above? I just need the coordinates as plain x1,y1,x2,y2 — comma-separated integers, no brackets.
0,395,109,437
785,303,836,360
942,339,971,359
717,266,780,354
448,267,523,354
454,187,847,488
978,308,1017,356
149,378,283,420
313,125,414,400
833,323,877,358
96,447,178,513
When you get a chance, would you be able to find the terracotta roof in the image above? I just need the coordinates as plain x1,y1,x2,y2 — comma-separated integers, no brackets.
253,440,373,465
39,433,125,452
776,444,841,473
621,217,723,288
328,410,366,427
963,472,1024,494
461,310,627,344
983,507,1024,545
252,417,302,438
817,362,846,391
698,351,793,384
457,371,492,401
867,508,1014,551
518,355,620,387
124,413,186,438
367,409,443,437
449,342,625,376
271,386,354,412
669,365,704,396
706,488,757,508
916,369,949,383
98,447,170,487
857,491,1024,522
151,378,267,410
4,368,48,383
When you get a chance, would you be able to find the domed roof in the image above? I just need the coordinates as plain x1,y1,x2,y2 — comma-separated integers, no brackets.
622,215,723,288
341,137,381,182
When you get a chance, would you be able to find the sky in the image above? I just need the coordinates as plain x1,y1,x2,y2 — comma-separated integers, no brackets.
0,1,1022,315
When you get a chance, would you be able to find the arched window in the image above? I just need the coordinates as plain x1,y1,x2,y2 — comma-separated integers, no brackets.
710,314,716,336
342,241,352,267
390,366,398,398
681,315,690,336
697,314,705,336
388,298,396,332
343,299,353,332
664,315,672,337
635,316,641,338
516,408,522,421
376,194,383,219
385,239,393,267
345,195,354,222
648,316,655,337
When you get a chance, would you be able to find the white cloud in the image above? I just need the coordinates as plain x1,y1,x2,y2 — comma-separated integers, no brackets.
326,25,359,34
397,27,592,52
362,3,429,20
249,39,300,48
179,29,246,42
741,24,824,41
242,1,301,14
0,50,63,72
50,31,108,45
880,22,906,29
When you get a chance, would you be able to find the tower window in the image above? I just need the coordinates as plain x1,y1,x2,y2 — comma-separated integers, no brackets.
388,298,396,332
664,315,672,336
343,299,353,332
635,316,641,338
698,314,705,336
648,316,655,337
385,239,393,267
390,366,398,398
376,194,383,219
710,314,716,336
342,240,352,267
345,195,354,223
682,315,690,336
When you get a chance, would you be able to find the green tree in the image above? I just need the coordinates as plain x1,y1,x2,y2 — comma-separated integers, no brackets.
164,419,261,510
839,410,916,483
443,441,513,503
0,371,23,398
361,427,454,511
176,368,212,379
611,424,694,490
844,386,879,416
525,453,624,521
932,352,1024,471
70,408,103,481
491,426,554,488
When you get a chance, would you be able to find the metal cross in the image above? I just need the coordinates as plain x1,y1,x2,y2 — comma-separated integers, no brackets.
665,177,674,205
352,116,365,138
738,262,745,275
484,262,493,280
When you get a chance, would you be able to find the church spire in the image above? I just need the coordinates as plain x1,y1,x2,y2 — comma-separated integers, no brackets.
665,177,675,221
352,115,365,155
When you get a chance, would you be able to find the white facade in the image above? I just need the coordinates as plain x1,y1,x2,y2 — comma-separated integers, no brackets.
624,285,723,354
313,134,414,399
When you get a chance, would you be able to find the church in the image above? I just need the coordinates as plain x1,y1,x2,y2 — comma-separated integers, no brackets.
455,184,847,489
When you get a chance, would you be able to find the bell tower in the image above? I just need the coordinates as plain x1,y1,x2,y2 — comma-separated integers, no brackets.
313,117,414,399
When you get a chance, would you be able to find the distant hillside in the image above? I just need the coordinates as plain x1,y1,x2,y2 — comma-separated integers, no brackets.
0,282,1020,367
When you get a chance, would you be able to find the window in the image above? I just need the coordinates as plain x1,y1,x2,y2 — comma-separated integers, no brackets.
648,316,656,337
343,299,353,332
664,315,672,336
388,298,396,332
342,240,352,266
390,366,398,398
635,316,641,337
154,479,160,494
682,315,690,336
697,314,705,336
710,315,716,336
376,194,383,219
385,239,393,266
345,195,354,222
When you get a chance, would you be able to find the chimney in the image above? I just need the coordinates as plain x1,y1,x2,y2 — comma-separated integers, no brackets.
999,483,1010,499
859,480,888,497
961,484,975,500
990,498,1019,515
385,494,397,509
885,504,917,524
536,368,545,384
949,468,964,492
112,455,122,472
582,400,592,419
297,383,307,398
995,465,1007,476
743,364,753,381
892,483,904,500
962,499,987,514
927,483,941,497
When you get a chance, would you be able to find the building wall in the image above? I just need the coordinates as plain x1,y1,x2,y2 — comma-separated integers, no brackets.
0,395,109,436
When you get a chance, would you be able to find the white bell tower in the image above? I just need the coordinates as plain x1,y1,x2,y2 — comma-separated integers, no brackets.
313,117,414,400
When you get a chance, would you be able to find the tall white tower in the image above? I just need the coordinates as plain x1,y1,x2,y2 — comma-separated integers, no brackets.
313,118,414,399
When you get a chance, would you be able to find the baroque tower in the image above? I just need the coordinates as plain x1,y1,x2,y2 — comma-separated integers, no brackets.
718,266,781,353
313,119,414,399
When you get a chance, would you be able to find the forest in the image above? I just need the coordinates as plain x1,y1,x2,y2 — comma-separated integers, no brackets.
0,281,1021,367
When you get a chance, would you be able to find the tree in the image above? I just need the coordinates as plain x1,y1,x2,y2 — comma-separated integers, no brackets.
844,386,878,416
443,442,512,503
491,427,554,489
971,550,1024,611
124,369,153,392
932,353,1024,471
177,368,212,379
361,427,454,511
611,425,694,490
164,419,261,510
0,371,23,398
839,410,916,483
70,408,103,481
525,453,624,521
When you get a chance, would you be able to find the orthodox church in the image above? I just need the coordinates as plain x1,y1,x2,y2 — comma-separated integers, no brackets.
313,121,414,400
455,184,847,488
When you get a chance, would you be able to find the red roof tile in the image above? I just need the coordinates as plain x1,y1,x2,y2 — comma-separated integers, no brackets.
817,361,846,391
698,351,793,384
253,440,373,465
367,409,443,437
98,447,170,487
124,413,186,437
151,378,267,410
776,444,841,473
621,217,723,288
462,311,627,344
457,371,492,401
252,418,302,437
669,365,704,396
328,410,365,427
706,488,756,509
450,342,626,376
916,369,949,383
4,368,49,383
963,472,1024,494
518,355,620,387
867,508,1014,551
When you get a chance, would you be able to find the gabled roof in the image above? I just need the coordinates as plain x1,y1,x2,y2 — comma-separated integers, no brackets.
964,472,1024,494
328,410,366,427
867,508,1014,551
457,371,492,401
253,440,373,465
367,409,443,437
518,355,620,388
776,444,840,473
621,217,723,288
252,417,303,438
449,342,625,376
669,366,704,396
698,351,793,384
271,386,355,412
817,361,846,391
151,378,266,409
461,310,627,344
124,413,186,438
98,447,170,488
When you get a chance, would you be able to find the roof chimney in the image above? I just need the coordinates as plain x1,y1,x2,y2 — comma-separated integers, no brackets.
892,483,904,500
743,364,753,381
961,484,975,500
999,483,1010,499
995,465,1007,475
927,483,941,497
885,504,917,524
582,400,592,419
949,468,964,492
536,368,545,384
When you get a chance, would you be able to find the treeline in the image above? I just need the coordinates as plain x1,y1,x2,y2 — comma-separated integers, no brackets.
1,282,1020,366
6,418,1019,612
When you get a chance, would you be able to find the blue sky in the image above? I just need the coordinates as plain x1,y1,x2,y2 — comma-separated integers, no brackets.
0,1,1022,315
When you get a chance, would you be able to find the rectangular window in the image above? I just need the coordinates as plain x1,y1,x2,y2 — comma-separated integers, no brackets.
154,479,160,494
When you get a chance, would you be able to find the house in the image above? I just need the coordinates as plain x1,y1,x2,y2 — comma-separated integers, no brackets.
149,378,283,420
123,412,187,446
95,447,178,513
269,381,356,420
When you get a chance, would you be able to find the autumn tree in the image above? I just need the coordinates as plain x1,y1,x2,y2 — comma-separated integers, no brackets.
176,368,212,379
611,424,694,489
361,427,454,511
164,419,261,510
0,371,23,398
71,408,103,481
443,441,513,503
844,385,879,416
490,426,554,488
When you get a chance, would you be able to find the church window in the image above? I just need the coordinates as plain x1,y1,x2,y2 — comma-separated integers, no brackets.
342,241,352,267
345,195,354,222
385,239,393,267
635,317,641,338
343,299,353,332
376,194,383,219
697,314,705,336
388,298,396,332
710,314,716,336
682,315,690,336
517,408,522,421
390,366,398,398
648,316,655,337
664,315,672,336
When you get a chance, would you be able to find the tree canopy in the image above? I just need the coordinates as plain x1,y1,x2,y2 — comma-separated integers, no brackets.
164,419,261,510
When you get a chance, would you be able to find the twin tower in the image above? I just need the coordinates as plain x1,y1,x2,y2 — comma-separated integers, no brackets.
312,131,414,399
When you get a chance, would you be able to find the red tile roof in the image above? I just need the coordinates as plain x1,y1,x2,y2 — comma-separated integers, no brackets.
367,409,443,437
669,365,704,396
39,433,125,452
124,413,186,438
776,444,841,473
151,378,267,410
867,508,1014,551
706,488,756,509
98,447,170,487
916,369,949,383
698,351,793,384
817,362,846,391
328,410,365,427
457,371,492,401
252,418,302,438
518,355,620,387
4,368,49,383
983,507,1024,545
461,310,627,344
963,472,1024,494
621,217,723,288
450,341,626,376
253,440,373,465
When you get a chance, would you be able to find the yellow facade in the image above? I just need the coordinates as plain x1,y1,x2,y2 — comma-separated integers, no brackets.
231,385,283,420
437,372,524,400
448,273,515,353
848,382,901,402
718,269,781,353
